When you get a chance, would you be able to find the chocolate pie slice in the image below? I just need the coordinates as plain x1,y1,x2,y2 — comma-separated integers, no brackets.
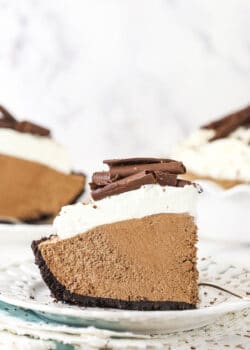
174,105,250,188
32,158,200,310
0,106,85,222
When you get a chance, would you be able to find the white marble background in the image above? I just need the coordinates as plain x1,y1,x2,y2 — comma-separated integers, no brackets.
0,0,250,174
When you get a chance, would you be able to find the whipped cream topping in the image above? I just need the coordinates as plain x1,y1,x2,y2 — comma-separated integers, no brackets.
0,128,72,173
54,184,198,239
174,127,250,182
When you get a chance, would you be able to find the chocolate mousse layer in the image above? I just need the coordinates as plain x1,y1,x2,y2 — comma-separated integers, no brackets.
0,154,85,222
32,213,198,310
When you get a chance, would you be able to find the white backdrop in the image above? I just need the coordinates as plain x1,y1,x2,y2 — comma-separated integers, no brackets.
0,0,250,174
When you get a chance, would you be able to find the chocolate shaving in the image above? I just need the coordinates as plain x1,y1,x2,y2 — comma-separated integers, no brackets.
104,158,175,166
0,105,51,137
0,105,16,122
108,160,186,179
178,180,203,193
176,179,192,187
202,105,250,141
154,171,177,186
15,121,50,137
91,171,119,187
91,171,156,200
91,157,196,200
0,119,15,129
92,172,111,186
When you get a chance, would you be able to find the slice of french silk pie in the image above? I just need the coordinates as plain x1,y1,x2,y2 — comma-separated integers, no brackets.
0,105,85,223
32,158,201,310
174,105,250,189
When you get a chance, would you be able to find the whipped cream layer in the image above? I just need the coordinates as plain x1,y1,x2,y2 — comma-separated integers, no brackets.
174,127,250,182
54,184,198,239
0,128,72,173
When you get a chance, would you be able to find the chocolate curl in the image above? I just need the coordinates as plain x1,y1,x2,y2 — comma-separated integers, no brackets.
91,171,156,201
0,105,16,122
15,121,50,137
176,179,191,187
108,161,186,179
104,158,174,166
0,105,17,129
154,171,177,186
0,118,15,129
90,157,198,201
203,105,250,141
0,105,51,137
91,171,120,187
89,172,111,190
176,179,203,193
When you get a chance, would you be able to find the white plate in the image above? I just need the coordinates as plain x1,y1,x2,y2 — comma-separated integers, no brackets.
0,258,249,334
197,181,250,243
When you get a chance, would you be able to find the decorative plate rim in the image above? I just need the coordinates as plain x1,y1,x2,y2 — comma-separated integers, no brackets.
0,259,249,321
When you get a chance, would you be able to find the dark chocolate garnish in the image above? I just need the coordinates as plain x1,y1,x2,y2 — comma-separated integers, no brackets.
154,171,177,186
90,158,195,200
0,105,51,137
0,105,16,122
91,171,119,187
91,171,156,200
104,158,176,166
32,238,196,311
15,121,50,137
176,179,192,187
109,161,185,179
202,105,250,141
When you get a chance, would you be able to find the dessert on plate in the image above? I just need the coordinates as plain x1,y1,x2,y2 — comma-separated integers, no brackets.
174,105,250,189
32,158,200,311
0,105,85,223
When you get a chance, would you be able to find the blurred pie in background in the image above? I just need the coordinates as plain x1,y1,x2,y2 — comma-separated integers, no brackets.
0,105,85,223
174,105,250,189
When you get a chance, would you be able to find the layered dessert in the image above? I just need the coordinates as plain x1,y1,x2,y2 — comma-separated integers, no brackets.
0,105,85,222
174,105,250,189
32,158,200,311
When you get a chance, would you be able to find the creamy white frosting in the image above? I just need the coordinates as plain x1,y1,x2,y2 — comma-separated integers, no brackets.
174,127,250,182
54,184,198,239
0,128,72,173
